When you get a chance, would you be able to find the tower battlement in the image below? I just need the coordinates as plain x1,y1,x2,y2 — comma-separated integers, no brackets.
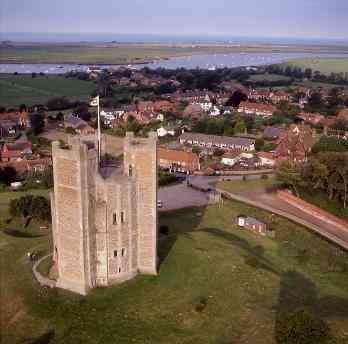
51,132,158,295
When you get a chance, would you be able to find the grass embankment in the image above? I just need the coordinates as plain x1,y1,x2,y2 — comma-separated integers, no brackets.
0,74,95,107
280,58,348,75
1,188,348,343
218,177,348,221
299,189,348,221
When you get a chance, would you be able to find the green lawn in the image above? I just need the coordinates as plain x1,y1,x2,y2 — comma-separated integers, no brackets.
217,176,276,194
280,58,348,75
0,74,96,107
1,188,348,343
248,74,291,82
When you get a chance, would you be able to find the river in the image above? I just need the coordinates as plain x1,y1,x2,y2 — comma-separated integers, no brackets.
0,52,346,74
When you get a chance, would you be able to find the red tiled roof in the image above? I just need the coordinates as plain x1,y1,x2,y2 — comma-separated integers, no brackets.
239,102,277,113
158,148,199,165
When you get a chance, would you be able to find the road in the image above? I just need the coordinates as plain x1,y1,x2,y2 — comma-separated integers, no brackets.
159,175,348,250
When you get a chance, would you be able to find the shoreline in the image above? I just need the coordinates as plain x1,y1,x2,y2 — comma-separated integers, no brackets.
1,53,348,67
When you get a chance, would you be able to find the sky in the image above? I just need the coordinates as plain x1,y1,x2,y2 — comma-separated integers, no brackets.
1,0,348,40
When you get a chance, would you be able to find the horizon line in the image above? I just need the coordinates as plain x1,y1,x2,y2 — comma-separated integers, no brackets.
1,31,348,42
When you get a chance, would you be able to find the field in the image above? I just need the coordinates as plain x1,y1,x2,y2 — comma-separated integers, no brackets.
248,74,291,82
0,74,96,107
1,189,348,344
280,58,348,75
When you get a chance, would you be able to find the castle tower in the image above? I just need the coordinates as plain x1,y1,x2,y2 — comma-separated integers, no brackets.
51,137,98,295
124,132,158,275
51,133,158,295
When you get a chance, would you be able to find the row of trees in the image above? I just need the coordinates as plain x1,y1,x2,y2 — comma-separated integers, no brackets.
277,151,348,208
266,65,348,85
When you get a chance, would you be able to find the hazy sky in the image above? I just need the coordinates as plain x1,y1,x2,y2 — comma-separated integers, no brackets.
1,0,347,39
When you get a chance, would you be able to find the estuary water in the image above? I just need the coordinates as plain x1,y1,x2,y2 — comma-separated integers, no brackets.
0,52,346,74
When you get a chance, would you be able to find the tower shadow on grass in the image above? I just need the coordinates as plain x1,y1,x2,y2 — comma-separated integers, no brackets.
199,227,280,276
157,206,207,268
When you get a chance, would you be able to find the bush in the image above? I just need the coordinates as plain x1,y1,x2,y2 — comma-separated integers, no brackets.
9,195,51,223
194,297,208,313
276,310,331,344
261,174,269,180
65,126,77,135
159,172,178,186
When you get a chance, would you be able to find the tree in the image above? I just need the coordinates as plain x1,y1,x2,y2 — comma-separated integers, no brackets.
29,113,45,135
276,160,302,197
234,120,247,134
0,166,17,185
9,195,51,223
312,136,348,153
226,90,247,108
75,104,92,122
255,138,265,151
304,68,313,79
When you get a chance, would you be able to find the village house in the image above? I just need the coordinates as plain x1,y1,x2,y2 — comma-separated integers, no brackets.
64,114,95,136
248,90,291,104
183,104,203,118
0,158,52,174
179,132,255,152
238,102,277,117
153,100,174,113
263,126,283,140
157,126,175,138
221,151,241,166
256,151,276,167
248,89,271,102
137,101,155,113
193,94,213,112
0,120,17,137
269,91,291,103
298,112,325,126
0,110,31,129
0,135,33,162
275,124,316,162
208,105,221,117
158,148,200,173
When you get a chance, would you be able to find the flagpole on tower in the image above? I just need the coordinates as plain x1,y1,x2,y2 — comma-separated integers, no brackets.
90,94,102,166
97,95,101,165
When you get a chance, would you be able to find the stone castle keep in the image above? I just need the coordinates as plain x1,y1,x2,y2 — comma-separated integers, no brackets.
50,132,158,295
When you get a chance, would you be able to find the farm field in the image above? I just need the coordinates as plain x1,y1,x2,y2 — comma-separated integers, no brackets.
0,74,95,107
248,74,291,82
280,58,348,75
1,189,348,344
